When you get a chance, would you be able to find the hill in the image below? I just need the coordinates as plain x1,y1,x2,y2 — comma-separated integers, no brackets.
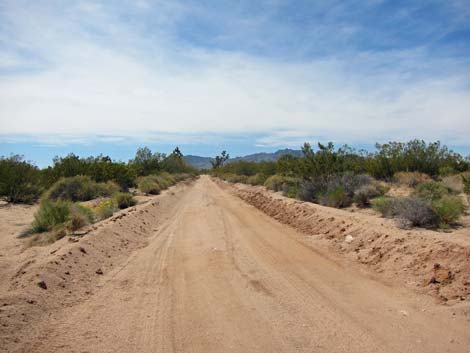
184,149,301,170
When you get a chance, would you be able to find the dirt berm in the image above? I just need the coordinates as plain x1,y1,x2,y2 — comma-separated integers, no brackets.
216,178,470,305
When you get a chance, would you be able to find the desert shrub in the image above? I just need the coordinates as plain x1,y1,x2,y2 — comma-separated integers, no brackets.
463,175,470,194
263,175,297,191
393,172,431,187
46,176,119,202
440,174,464,193
264,175,285,191
223,173,248,184
432,196,465,227
297,173,374,205
414,181,452,201
371,196,395,216
373,196,437,227
282,179,300,198
318,186,352,208
67,204,94,231
113,192,137,209
247,173,268,186
438,166,455,177
31,200,71,233
94,199,117,220
0,155,42,203
297,179,320,202
353,184,382,207
154,173,175,189
137,176,161,195
395,198,437,227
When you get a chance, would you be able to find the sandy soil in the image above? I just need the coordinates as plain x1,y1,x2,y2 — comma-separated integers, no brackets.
1,176,470,353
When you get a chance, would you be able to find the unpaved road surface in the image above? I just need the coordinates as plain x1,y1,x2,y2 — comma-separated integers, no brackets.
8,176,470,352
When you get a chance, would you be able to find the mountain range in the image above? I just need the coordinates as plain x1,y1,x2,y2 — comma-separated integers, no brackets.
184,149,302,170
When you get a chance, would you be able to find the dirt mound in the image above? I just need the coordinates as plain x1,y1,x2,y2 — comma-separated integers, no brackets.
217,179,470,304
0,181,193,352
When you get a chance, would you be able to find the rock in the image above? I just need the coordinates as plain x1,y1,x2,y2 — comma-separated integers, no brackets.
79,247,87,254
95,269,104,275
344,235,354,243
399,310,409,317
37,281,47,290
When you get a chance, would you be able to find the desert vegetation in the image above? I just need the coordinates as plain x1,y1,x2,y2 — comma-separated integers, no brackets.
212,140,469,229
0,147,196,244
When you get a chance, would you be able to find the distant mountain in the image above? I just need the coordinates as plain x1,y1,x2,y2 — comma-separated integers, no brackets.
230,149,302,163
184,149,302,170
184,155,214,170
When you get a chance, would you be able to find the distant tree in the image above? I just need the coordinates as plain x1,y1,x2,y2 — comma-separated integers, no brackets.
211,150,229,169
0,155,42,203
130,147,164,175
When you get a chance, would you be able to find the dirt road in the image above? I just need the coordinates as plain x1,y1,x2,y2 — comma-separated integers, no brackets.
13,176,470,352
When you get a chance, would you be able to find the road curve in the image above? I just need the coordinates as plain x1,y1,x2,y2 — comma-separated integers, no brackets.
23,176,470,353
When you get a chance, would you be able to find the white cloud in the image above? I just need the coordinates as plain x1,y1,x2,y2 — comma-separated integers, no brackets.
0,0,469,148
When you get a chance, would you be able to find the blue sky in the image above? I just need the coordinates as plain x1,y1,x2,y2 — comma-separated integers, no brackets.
0,0,469,166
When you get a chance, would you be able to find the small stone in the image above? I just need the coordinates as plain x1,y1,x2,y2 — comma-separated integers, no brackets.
399,310,409,317
37,281,47,290
95,269,103,275
79,247,87,254
344,235,354,243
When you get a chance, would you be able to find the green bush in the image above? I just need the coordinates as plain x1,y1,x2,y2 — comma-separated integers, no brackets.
0,155,42,203
46,176,119,202
247,173,268,186
414,181,452,202
137,176,161,194
94,199,117,220
264,175,298,192
318,186,352,208
432,196,465,227
371,196,395,216
463,175,470,194
221,173,248,184
31,200,71,233
113,192,137,209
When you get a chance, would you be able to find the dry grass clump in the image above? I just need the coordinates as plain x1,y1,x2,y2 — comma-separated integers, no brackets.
393,172,431,187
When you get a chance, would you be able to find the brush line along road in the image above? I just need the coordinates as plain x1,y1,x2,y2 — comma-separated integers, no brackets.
24,176,470,353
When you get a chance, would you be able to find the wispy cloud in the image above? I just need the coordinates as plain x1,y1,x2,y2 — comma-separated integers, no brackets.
0,0,469,149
